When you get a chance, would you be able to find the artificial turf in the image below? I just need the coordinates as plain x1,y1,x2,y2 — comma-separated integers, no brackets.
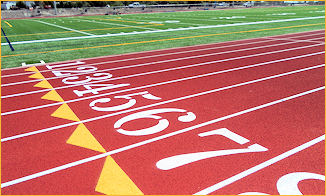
1,5,324,68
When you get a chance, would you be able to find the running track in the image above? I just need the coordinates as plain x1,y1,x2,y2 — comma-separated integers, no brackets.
1,30,325,195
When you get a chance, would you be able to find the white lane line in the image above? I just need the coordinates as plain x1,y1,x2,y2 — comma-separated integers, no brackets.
264,37,325,44
2,31,324,79
33,20,95,36
1,87,324,188
1,29,323,72
2,65,324,142
2,38,317,88
2,16,324,46
2,42,323,99
1,38,274,80
75,18,159,31
194,134,325,195
2,53,324,116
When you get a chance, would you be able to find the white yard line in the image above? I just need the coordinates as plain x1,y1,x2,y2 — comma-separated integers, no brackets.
75,18,159,31
33,20,95,36
2,16,324,46
1,65,324,142
194,134,325,195
1,86,324,188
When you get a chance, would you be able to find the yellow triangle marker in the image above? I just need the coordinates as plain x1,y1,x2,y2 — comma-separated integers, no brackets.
67,123,106,153
41,90,64,102
29,72,45,79
51,103,80,121
96,156,143,195
25,66,39,72
34,80,53,89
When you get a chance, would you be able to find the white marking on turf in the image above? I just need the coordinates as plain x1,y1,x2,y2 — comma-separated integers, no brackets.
33,20,95,36
74,18,159,31
2,16,324,46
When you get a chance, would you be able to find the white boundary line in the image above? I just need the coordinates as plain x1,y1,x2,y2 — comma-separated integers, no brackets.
1,86,324,188
2,65,324,142
194,134,325,195
34,20,95,36
1,16,324,46
2,31,324,79
2,29,323,71
2,53,324,116
74,18,159,31
2,42,323,98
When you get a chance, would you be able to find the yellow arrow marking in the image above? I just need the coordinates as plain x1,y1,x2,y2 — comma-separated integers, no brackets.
96,156,143,195
67,123,106,153
41,90,64,102
25,66,39,72
33,80,53,89
51,103,80,121
29,72,45,79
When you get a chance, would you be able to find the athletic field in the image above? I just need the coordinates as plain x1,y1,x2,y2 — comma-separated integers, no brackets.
1,5,325,68
1,5,325,195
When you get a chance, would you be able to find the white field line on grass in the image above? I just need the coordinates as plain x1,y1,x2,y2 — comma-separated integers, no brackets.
34,20,95,36
3,53,324,116
194,134,326,195
125,16,213,26
1,86,324,188
1,16,324,46
3,31,324,79
2,42,323,99
2,64,324,142
2,29,323,72
129,15,248,24
74,18,160,31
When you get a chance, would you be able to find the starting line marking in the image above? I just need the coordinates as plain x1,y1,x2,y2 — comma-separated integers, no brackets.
1,86,324,188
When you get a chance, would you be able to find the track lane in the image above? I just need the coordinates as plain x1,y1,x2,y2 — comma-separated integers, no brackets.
1,65,324,182
2,56,324,140
2,36,322,87
2,87,324,194
1,30,324,195
1,43,324,113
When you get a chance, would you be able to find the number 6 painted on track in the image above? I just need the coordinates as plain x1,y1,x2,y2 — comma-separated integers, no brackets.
114,108,196,136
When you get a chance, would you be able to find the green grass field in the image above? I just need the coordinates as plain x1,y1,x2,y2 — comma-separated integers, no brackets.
1,5,325,68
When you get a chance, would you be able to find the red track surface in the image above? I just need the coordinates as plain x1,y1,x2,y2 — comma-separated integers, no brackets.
1,30,325,195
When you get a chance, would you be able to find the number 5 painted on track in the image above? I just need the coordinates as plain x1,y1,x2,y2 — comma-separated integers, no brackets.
114,108,196,136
